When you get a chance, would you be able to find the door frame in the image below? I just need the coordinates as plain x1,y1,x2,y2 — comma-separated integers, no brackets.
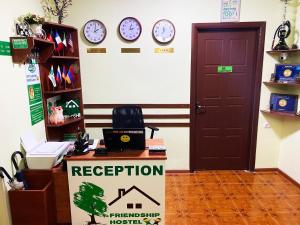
190,22,266,172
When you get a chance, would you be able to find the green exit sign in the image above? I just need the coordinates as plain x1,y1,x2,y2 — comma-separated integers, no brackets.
217,66,233,73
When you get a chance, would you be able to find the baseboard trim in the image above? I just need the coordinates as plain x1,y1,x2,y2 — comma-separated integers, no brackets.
166,170,190,173
254,168,278,172
277,168,300,188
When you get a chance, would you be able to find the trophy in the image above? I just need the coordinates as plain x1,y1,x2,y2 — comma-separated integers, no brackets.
272,0,291,50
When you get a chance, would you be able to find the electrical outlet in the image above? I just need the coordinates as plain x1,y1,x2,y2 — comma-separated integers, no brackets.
263,122,271,128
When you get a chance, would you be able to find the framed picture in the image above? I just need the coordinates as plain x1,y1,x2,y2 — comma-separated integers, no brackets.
270,93,298,114
274,64,300,83
221,0,241,22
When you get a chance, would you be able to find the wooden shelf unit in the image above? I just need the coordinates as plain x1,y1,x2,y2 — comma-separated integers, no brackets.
40,22,84,141
10,22,84,141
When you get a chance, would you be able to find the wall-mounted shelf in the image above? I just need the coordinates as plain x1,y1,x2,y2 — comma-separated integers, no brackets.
46,117,83,128
260,109,299,118
263,81,300,88
49,56,79,60
10,37,54,64
266,49,300,55
44,88,82,95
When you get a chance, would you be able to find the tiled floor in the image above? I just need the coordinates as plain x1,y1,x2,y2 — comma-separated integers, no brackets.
166,171,300,225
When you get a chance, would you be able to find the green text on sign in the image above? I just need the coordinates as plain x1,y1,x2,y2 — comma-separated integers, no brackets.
12,38,28,49
0,41,11,56
30,102,44,125
217,66,233,73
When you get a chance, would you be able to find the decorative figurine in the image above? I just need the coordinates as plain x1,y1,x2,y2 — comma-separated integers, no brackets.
73,128,89,155
272,0,291,50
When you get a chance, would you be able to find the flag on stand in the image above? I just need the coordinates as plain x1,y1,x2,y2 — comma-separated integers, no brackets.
55,31,64,52
68,33,74,53
48,65,56,87
47,30,54,42
67,65,74,84
62,33,67,47
62,65,67,82
55,65,62,85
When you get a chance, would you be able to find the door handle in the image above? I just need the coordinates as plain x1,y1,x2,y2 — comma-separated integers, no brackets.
196,103,206,113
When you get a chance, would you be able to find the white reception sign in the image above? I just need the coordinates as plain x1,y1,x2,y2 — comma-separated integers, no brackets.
67,160,165,225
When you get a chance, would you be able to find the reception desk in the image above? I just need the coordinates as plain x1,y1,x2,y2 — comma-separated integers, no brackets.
66,139,166,225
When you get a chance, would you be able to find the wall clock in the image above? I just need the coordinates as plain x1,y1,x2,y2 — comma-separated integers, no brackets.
118,17,142,42
152,19,175,44
83,19,106,44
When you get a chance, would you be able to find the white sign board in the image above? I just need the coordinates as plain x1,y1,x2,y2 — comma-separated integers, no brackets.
221,0,241,22
68,160,165,225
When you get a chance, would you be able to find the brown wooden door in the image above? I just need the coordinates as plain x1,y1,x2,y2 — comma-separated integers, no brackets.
190,23,265,171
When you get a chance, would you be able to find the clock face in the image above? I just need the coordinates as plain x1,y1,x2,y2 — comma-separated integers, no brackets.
83,20,106,44
118,17,142,42
152,19,175,44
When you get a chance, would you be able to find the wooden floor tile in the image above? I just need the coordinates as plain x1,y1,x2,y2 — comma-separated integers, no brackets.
232,196,265,214
258,172,291,184
184,213,216,225
180,197,210,214
216,173,243,184
245,183,277,196
206,197,237,214
196,172,221,184
212,212,247,225
242,212,278,225
165,213,187,225
271,212,300,225
258,196,294,213
236,172,264,184
223,183,252,197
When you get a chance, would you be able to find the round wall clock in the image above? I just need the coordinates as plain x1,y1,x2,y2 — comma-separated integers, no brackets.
152,19,175,44
118,17,142,42
83,19,107,44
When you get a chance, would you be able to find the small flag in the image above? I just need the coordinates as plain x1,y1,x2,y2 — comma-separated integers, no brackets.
67,66,74,83
47,30,54,42
68,33,74,53
62,65,67,81
48,65,56,87
55,65,62,84
55,31,64,52
62,32,67,47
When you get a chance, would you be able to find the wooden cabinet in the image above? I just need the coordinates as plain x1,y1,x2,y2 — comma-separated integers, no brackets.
11,22,84,141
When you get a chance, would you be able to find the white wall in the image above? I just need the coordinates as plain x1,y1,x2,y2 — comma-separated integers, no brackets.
0,1,45,224
65,0,285,170
277,1,300,184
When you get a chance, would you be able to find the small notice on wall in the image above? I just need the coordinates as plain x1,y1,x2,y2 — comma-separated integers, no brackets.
25,63,44,125
221,0,241,22
0,41,11,56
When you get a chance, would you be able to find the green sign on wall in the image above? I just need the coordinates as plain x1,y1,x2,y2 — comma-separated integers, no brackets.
0,41,11,56
217,65,233,73
30,102,44,125
12,38,28,49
